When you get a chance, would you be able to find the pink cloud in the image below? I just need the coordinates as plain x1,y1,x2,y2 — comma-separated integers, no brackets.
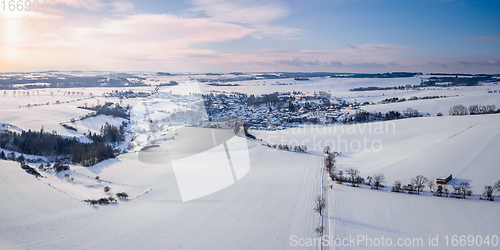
96,14,253,42
0,10,253,71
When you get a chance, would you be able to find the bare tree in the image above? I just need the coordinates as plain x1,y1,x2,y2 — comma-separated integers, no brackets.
346,168,360,187
449,105,468,116
337,170,344,184
461,182,472,199
453,182,472,199
392,180,402,193
411,175,428,194
428,180,435,192
372,173,385,189
314,195,326,215
483,185,494,201
494,180,500,193
443,186,449,197
355,176,364,186
404,107,419,117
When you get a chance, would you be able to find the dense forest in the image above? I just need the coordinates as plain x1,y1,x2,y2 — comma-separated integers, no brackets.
0,123,126,166
278,72,422,79
421,75,497,87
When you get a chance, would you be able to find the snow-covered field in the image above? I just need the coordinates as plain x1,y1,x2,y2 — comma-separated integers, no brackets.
254,114,500,194
1,75,499,249
0,141,321,249
329,184,500,249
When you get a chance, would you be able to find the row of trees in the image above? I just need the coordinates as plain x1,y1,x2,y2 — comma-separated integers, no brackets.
324,146,337,182
392,175,438,195
264,143,308,153
333,168,499,202
324,155,435,196
323,147,373,188
392,175,430,194
314,147,334,236
322,149,500,204
392,176,500,201
78,102,130,119
84,192,129,205
449,104,498,116
430,182,473,199
331,168,481,201
350,108,421,124
326,163,369,188
84,197,116,205
322,148,499,202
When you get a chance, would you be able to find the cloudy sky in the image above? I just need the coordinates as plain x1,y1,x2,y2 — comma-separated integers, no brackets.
1,0,499,73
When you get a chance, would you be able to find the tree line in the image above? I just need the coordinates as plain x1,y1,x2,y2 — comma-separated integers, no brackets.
449,104,498,116
78,102,130,119
0,124,125,166
264,143,308,153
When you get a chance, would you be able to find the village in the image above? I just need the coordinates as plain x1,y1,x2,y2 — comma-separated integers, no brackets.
201,90,445,130
103,88,455,132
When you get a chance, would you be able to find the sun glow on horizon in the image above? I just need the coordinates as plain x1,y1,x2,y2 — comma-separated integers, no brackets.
0,0,499,73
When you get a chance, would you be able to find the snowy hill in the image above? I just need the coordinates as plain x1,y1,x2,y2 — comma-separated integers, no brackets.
0,141,322,249
330,184,500,249
254,114,500,194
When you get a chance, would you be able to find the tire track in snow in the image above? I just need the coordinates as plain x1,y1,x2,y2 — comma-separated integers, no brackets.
447,122,478,139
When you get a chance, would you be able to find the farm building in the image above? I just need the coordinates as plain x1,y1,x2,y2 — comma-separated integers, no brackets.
436,174,452,185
